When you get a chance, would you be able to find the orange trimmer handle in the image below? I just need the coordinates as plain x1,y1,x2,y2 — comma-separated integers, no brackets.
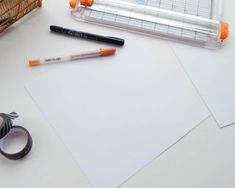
70,0,93,9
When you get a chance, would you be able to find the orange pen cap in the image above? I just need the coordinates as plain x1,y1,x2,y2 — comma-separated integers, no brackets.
99,48,116,56
29,60,41,66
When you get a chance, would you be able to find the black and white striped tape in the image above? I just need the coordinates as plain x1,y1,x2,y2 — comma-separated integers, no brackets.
0,112,18,139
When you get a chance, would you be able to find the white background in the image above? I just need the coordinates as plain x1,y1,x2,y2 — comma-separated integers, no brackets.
0,0,235,188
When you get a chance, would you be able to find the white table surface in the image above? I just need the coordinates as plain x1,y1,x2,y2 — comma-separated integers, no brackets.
0,0,235,188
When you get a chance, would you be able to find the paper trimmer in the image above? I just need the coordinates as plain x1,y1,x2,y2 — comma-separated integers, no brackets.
69,0,229,49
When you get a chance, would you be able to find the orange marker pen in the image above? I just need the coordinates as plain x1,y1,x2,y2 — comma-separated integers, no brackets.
29,48,116,67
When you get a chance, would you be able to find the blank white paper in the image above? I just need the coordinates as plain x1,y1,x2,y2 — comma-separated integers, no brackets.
171,39,235,127
26,34,209,188
169,2,235,128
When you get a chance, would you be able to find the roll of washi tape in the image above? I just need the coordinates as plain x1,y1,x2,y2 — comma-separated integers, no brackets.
0,126,33,160
0,113,33,160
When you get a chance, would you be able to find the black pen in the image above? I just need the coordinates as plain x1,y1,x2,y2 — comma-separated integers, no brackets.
50,25,125,46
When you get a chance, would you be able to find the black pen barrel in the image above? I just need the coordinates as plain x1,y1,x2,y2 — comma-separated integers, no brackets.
84,34,124,46
50,25,125,46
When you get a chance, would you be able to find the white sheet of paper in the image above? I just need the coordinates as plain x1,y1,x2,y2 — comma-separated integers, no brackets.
26,34,209,188
169,2,235,128
170,30,235,127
